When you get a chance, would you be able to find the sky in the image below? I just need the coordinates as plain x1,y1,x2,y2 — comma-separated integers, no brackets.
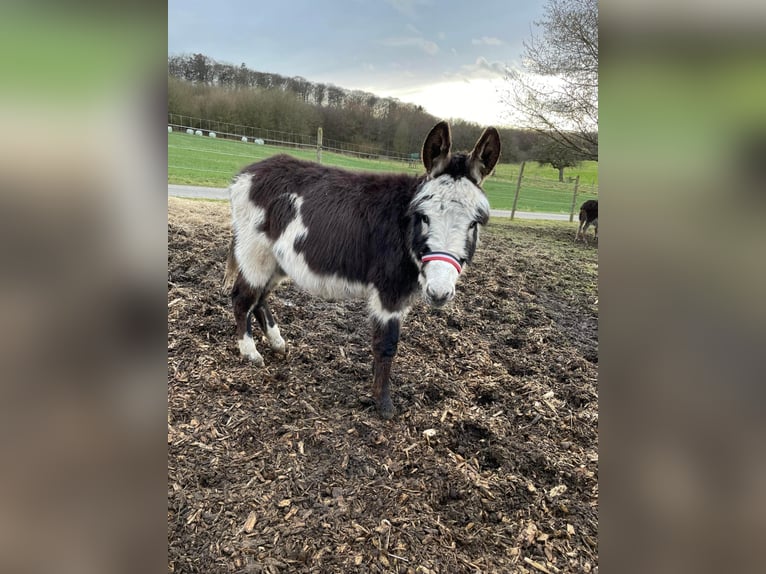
168,0,547,128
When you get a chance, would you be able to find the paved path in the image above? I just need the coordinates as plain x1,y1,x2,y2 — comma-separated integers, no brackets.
168,184,571,221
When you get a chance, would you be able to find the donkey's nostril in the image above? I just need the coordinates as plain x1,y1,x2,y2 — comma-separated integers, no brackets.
426,287,451,307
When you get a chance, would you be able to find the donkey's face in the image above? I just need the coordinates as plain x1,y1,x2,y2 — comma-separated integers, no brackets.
411,122,501,307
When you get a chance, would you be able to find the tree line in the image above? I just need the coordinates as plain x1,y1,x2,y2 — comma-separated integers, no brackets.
168,53,552,163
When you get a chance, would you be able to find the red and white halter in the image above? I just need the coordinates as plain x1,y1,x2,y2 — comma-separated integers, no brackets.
421,251,462,274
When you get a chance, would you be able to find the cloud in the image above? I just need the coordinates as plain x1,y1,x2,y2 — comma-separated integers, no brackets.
420,40,439,55
443,57,508,82
473,56,507,75
381,37,439,55
386,0,431,18
406,23,422,36
375,78,510,127
472,36,505,46
436,57,510,89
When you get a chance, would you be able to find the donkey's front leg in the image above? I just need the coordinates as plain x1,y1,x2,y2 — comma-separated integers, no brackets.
371,318,401,419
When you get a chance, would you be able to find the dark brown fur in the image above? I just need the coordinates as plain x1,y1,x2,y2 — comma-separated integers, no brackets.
576,199,598,245
241,155,433,307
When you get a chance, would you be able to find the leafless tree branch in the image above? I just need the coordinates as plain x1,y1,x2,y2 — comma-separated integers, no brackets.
502,0,598,160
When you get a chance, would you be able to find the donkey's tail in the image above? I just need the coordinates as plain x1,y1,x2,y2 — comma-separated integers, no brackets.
222,236,239,292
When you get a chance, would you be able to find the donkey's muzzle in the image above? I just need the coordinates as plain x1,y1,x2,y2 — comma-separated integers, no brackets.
425,286,454,308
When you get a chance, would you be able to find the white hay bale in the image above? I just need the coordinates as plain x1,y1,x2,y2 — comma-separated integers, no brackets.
186,128,194,135
241,136,248,143
195,130,203,136
254,138,264,145
168,126,173,133
209,132,217,138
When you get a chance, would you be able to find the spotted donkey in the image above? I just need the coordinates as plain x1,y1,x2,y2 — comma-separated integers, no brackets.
224,121,501,418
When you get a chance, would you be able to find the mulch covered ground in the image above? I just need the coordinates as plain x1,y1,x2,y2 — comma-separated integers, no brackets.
168,197,598,573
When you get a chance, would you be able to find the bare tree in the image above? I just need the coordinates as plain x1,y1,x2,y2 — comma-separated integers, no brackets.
503,0,598,160
533,139,583,182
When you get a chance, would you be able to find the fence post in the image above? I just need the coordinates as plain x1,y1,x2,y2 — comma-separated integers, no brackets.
317,127,323,163
510,161,525,220
569,175,581,222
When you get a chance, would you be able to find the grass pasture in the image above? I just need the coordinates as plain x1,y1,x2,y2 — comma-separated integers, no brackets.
168,131,598,213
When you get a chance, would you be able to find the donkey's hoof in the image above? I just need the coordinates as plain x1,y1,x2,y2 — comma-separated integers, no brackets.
240,350,264,366
238,337,264,366
270,337,287,354
378,398,395,420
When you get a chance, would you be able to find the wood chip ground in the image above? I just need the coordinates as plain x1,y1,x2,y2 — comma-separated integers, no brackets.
168,197,598,573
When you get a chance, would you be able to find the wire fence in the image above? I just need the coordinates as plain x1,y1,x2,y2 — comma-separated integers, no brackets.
168,115,598,216
167,113,416,162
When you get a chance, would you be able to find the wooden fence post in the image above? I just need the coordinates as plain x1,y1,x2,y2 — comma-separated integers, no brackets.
569,175,581,222
510,161,525,220
317,127,323,163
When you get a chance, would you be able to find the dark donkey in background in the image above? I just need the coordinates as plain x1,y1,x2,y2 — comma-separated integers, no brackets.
575,199,598,245
224,122,501,418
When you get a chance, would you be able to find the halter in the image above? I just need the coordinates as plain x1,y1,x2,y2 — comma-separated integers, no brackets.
421,251,463,274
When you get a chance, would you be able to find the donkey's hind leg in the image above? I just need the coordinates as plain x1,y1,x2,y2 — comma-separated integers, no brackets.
231,273,265,366
253,301,286,354
252,269,287,354
575,219,585,243
231,225,282,364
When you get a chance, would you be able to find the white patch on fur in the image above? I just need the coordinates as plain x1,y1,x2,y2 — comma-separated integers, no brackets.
413,175,489,302
423,262,458,304
230,177,388,302
238,335,264,366
272,196,371,299
266,323,286,353
368,289,410,324
229,174,279,288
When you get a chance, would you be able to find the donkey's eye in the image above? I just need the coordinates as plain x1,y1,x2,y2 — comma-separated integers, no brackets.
420,214,430,225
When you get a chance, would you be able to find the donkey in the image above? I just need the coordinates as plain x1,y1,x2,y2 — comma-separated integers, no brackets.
575,199,598,245
223,121,501,418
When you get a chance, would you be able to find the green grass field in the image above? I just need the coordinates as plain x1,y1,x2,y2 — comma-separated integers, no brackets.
168,131,598,213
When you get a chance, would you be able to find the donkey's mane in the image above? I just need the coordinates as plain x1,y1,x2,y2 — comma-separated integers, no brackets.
437,153,480,184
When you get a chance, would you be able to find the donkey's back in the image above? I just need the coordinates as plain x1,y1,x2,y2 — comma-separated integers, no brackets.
241,154,417,206
229,154,421,296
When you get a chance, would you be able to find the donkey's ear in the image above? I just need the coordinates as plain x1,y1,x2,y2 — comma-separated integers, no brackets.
422,121,452,177
468,127,502,183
